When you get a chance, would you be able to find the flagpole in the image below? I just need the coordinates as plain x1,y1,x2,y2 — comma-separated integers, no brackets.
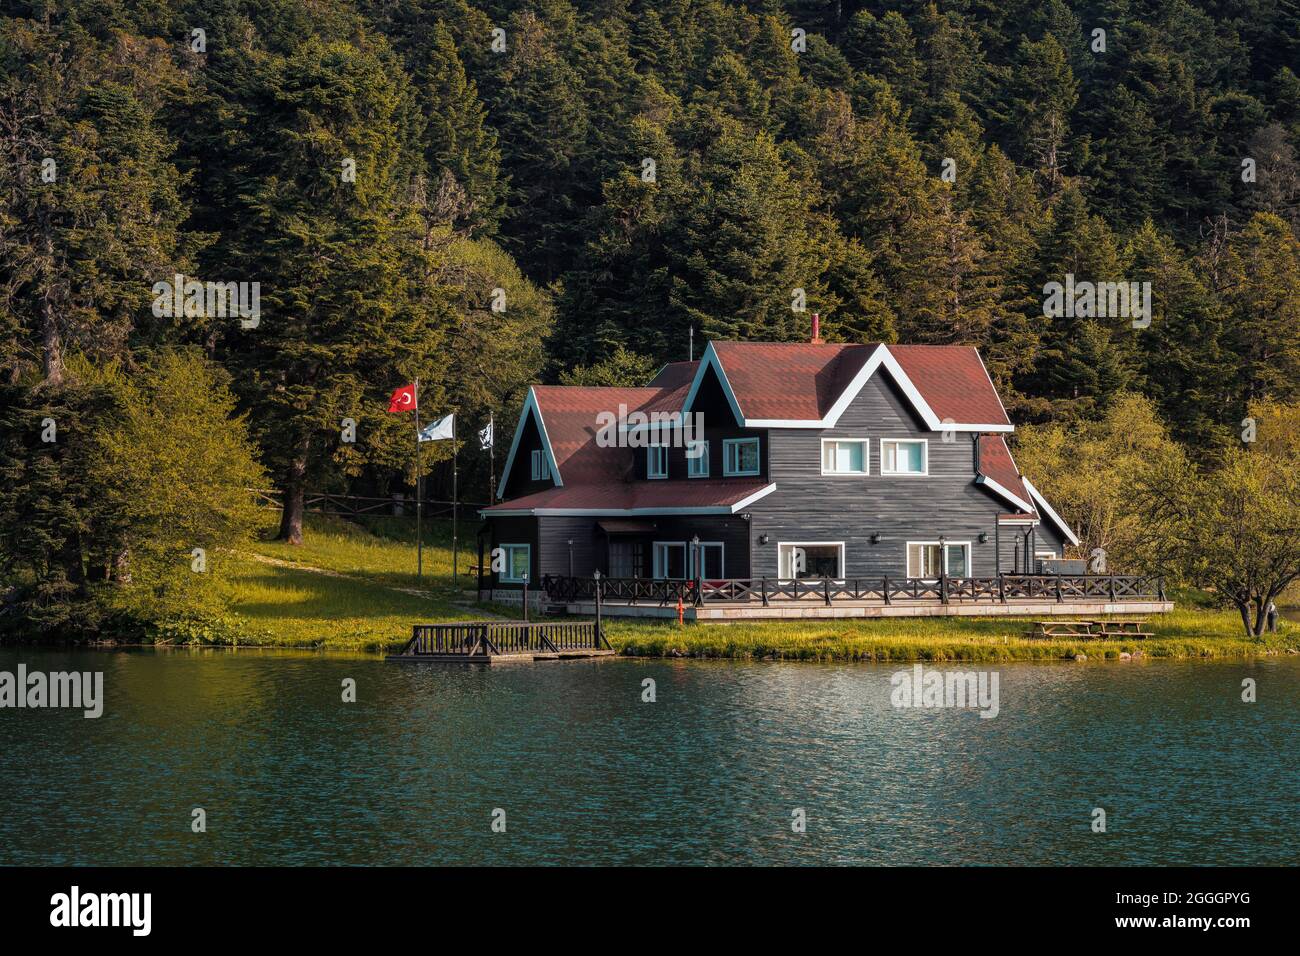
414,377,423,582
452,411,458,584
488,413,495,501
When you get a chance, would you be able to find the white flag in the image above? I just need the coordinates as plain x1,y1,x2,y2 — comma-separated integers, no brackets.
478,420,493,450
418,413,454,442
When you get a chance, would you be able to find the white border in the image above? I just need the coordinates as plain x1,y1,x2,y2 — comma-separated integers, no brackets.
975,474,1035,513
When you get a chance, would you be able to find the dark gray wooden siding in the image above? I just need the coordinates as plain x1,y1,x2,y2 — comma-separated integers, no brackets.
747,372,1021,578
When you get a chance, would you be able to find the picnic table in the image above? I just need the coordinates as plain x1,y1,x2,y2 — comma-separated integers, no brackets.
1024,619,1152,640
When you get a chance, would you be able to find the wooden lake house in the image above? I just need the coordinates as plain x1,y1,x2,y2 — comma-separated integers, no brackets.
478,338,1170,620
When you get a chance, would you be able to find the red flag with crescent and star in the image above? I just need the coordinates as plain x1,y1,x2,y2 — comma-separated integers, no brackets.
387,384,417,413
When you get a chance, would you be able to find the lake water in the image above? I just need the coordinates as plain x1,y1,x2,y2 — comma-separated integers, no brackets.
1,648,1297,866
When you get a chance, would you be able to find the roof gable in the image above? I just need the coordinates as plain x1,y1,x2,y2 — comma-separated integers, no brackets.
681,341,1012,432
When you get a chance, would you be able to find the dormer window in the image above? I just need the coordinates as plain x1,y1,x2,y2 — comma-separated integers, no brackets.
648,445,668,479
530,449,551,481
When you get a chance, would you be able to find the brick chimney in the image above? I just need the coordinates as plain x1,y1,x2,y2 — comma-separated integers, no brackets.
811,312,822,344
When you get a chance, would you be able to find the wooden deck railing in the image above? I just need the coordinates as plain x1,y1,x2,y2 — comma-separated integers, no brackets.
400,620,610,656
542,574,1165,607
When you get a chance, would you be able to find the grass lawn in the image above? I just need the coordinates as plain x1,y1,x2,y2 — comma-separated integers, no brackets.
218,513,487,652
215,513,1299,660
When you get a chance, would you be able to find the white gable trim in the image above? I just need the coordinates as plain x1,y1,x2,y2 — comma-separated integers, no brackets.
975,474,1035,514
496,387,564,499
1023,478,1080,546
481,483,777,518
680,341,746,426
684,342,1014,432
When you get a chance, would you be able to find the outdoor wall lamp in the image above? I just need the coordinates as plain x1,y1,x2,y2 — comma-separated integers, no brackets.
870,533,880,544
758,534,770,545
740,512,752,521
978,532,989,544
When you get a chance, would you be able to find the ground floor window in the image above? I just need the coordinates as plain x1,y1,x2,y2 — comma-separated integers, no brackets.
652,541,687,579
907,541,970,578
609,540,644,578
689,542,725,579
778,542,843,578
1035,550,1057,561
499,543,531,583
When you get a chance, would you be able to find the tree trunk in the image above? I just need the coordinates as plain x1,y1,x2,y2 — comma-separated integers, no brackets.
42,293,63,386
276,442,310,545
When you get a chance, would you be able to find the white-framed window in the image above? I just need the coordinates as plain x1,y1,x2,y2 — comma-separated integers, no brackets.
647,444,668,479
1035,551,1058,561
723,437,761,476
778,542,844,579
652,541,686,579
500,543,531,583
880,438,928,475
687,440,709,478
906,541,970,578
530,449,551,481
689,541,725,579
821,438,869,475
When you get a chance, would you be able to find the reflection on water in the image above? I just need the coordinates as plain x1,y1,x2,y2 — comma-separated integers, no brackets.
1,648,1297,865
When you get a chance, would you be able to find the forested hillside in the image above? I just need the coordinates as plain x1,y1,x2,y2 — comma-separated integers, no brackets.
2,0,1298,636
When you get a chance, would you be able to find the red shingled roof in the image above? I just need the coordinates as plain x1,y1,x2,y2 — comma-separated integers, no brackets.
889,345,1010,428
483,480,773,514
708,341,876,420
977,435,1035,514
530,385,652,484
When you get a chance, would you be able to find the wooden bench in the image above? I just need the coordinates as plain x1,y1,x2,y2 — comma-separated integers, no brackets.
1024,619,1153,640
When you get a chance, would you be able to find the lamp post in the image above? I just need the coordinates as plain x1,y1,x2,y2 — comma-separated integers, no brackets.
691,534,703,605
593,568,603,644
567,538,574,577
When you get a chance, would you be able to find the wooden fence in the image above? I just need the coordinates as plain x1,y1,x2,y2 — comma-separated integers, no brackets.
250,489,488,521
541,574,1165,607
399,620,609,657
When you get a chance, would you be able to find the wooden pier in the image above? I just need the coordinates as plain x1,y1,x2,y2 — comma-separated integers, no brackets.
386,620,615,664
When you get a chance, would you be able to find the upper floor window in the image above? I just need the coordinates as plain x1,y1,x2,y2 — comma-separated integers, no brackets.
723,437,761,477
530,449,551,481
687,440,709,478
821,438,869,475
880,438,927,476
648,444,668,479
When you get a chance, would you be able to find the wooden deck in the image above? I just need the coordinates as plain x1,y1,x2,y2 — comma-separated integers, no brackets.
386,620,615,664
528,573,1172,621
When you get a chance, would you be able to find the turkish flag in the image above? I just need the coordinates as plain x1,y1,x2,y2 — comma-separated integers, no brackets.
387,384,417,413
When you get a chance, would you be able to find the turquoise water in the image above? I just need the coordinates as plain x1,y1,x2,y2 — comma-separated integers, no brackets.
1,648,1296,865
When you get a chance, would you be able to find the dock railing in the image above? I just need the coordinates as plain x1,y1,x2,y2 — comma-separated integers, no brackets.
399,620,610,657
542,573,1165,607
